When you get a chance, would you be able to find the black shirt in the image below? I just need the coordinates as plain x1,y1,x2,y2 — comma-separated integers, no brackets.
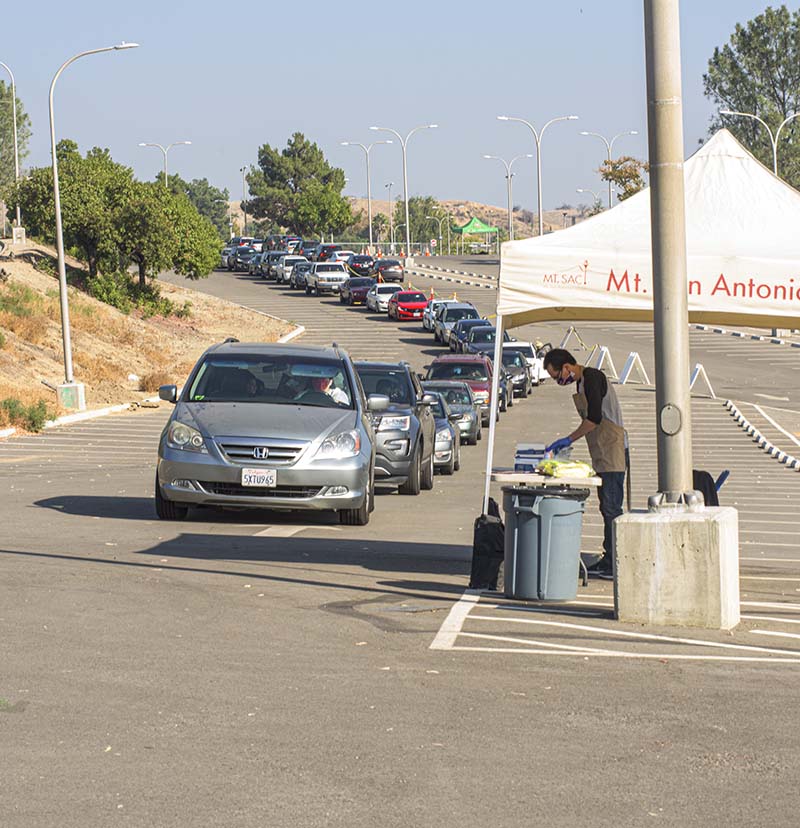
580,366,607,425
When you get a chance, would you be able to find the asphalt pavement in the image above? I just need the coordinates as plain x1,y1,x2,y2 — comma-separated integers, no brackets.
2,259,800,827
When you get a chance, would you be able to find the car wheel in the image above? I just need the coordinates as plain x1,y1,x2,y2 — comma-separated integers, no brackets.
340,477,372,526
398,448,421,496
454,438,461,471
520,384,528,399
477,425,483,441
349,297,355,306
500,395,507,413
421,446,434,490
305,285,311,295
154,474,188,521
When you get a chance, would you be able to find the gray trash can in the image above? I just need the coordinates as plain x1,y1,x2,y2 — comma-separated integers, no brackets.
502,485,589,601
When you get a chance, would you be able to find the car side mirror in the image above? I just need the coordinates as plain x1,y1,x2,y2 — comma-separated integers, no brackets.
367,394,390,412
159,384,178,404
421,394,438,406
448,413,461,423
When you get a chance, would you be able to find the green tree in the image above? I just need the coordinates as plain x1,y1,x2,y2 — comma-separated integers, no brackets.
247,132,352,235
0,80,32,194
371,213,389,243
599,157,649,201
392,196,445,249
158,172,230,239
704,5,800,185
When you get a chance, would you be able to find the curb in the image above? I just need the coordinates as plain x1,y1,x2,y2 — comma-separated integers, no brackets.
278,324,306,344
694,324,800,347
724,399,800,471
406,267,496,292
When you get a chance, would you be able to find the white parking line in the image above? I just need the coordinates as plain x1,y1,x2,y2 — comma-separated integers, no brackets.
429,590,480,650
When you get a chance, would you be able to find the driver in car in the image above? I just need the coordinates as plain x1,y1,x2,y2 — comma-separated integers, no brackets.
311,376,349,405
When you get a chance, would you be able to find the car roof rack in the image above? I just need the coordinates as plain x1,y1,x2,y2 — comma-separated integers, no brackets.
223,337,239,344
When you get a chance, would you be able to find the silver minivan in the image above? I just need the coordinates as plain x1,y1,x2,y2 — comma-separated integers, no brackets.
155,341,387,525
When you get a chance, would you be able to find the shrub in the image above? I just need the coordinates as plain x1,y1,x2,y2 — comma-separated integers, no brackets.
139,370,174,392
0,283,39,317
0,397,54,432
85,271,177,317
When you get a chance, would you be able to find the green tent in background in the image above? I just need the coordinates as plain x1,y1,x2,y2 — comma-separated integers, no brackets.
453,216,498,235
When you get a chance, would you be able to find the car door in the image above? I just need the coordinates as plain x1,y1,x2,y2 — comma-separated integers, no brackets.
411,371,435,460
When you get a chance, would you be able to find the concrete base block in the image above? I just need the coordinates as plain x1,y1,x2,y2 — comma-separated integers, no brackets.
614,507,739,630
57,382,86,412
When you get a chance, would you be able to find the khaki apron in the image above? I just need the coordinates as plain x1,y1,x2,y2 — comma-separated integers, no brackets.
573,390,626,474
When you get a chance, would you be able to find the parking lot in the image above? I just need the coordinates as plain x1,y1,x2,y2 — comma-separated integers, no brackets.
3,257,800,826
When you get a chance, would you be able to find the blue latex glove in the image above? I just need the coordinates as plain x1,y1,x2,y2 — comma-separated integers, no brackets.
545,436,572,455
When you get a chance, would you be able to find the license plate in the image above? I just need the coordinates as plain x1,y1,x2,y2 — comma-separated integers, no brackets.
413,311,422,317
241,468,277,487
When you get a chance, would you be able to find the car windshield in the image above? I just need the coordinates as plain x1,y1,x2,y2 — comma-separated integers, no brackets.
318,264,344,272
509,344,534,357
398,292,426,302
349,278,373,287
470,328,497,343
355,367,412,405
379,260,401,268
428,362,488,381
377,285,402,295
427,386,472,405
295,263,311,272
352,256,373,264
444,308,479,323
502,351,526,368
187,355,353,408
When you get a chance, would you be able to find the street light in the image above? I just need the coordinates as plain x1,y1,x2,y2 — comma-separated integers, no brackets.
0,61,21,228
340,140,392,251
576,187,601,203
719,109,800,175
49,42,139,390
579,129,638,207
497,114,578,236
138,140,191,186
482,153,534,241
370,123,438,258
239,166,248,235
385,181,394,251
425,213,450,255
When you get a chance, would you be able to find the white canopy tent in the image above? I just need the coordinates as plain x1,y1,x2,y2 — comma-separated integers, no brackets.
482,129,800,507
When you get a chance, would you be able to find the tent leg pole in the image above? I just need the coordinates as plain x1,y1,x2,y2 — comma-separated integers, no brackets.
482,313,505,514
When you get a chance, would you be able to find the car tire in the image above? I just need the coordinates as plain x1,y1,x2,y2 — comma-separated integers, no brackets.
441,450,455,476
399,448,421,495
500,395,507,413
305,285,311,295
421,447,434,490
519,384,528,399
340,477,372,526
154,474,188,521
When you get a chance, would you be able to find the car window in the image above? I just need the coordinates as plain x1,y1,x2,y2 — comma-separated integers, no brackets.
187,356,353,408
399,292,426,302
430,397,446,418
502,351,526,368
444,307,479,323
470,329,496,343
349,278,373,287
318,264,345,272
355,367,413,405
377,285,402,294
427,362,489,381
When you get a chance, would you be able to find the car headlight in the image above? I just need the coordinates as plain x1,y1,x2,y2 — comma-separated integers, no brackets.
167,421,206,452
378,415,410,432
459,413,474,422
473,391,489,403
436,428,453,442
315,429,361,460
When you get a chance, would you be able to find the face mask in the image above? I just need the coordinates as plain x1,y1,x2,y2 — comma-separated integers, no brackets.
556,368,575,386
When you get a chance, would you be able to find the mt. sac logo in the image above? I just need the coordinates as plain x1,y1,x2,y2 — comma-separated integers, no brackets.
542,260,590,287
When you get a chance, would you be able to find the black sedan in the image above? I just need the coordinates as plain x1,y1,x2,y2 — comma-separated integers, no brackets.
373,259,405,283
501,348,533,398
339,276,376,305
233,246,258,272
346,254,375,277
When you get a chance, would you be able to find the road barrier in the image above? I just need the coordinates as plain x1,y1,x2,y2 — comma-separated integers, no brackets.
690,363,716,398
559,325,591,352
619,352,651,385
724,400,800,471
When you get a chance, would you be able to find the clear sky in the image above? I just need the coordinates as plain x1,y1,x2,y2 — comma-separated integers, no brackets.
4,0,797,212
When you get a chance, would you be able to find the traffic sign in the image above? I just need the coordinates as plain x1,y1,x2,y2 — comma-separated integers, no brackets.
430,239,437,247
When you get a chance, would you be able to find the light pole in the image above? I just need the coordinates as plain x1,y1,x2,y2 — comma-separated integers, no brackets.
482,153,533,240
579,129,638,207
370,123,437,258
340,140,392,251
497,114,578,236
577,187,602,214
385,181,394,251
719,109,800,176
425,214,449,255
0,62,21,228
138,140,191,187
50,42,139,390
239,166,248,235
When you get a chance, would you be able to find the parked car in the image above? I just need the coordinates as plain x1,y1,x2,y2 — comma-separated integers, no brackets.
250,238,265,252
433,302,479,344
314,243,342,262
339,277,375,305
448,318,492,352
500,348,533,398
428,392,461,476
373,258,404,283
276,255,308,285
233,246,259,272
423,298,457,331
365,283,403,312
387,290,429,321
155,341,386,526
463,325,512,357
284,236,302,253
424,354,510,423
421,380,481,445
290,261,313,290
248,252,266,276
263,250,288,280
353,361,436,495
502,342,548,385
297,240,320,259
219,244,235,269
345,254,375,276
330,249,356,263
306,262,348,295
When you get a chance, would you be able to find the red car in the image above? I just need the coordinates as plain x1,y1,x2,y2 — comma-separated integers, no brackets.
387,290,429,320
424,354,510,426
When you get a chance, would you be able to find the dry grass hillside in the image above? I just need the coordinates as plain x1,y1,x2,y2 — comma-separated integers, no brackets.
0,245,291,429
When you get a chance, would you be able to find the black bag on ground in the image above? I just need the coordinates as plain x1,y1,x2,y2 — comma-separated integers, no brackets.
469,497,505,590
693,469,719,507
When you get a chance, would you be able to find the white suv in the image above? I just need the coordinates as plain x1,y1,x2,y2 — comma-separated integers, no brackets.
276,255,308,285
306,262,348,295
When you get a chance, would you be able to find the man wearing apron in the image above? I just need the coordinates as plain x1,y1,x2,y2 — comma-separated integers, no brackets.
542,349,626,578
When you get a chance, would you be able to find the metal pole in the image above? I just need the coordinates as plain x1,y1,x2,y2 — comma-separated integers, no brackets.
49,43,139,385
386,181,394,252
365,149,373,250
482,312,505,513
535,135,544,236
0,62,21,227
506,171,513,241
400,139,410,255
162,146,168,185
644,0,693,497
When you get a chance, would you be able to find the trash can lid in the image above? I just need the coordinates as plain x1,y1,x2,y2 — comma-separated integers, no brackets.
501,484,590,502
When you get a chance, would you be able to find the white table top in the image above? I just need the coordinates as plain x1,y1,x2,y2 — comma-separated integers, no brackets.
490,469,602,488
